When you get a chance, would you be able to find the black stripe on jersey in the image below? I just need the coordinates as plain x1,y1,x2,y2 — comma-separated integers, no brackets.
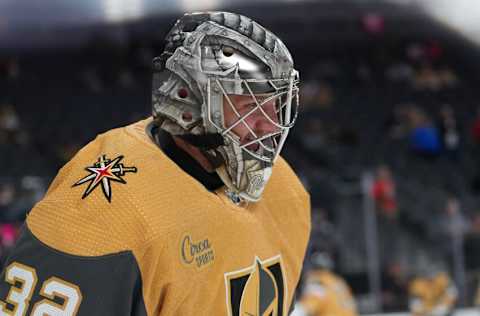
0,225,148,316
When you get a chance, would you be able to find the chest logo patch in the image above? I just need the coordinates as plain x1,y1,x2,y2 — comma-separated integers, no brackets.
225,255,287,316
73,155,137,202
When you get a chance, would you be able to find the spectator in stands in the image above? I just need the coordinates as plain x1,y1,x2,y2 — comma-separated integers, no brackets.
443,196,469,238
372,165,398,218
0,183,15,221
437,104,460,161
0,103,20,143
414,63,442,91
408,107,442,159
371,165,402,266
0,184,14,208
429,196,469,256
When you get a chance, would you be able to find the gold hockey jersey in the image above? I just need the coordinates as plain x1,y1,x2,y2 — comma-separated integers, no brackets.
0,118,311,316
299,270,357,316
408,272,457,316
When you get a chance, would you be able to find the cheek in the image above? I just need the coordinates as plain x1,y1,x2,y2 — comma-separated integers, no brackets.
222,102,236,128
231,120,251,139
261,102,278,120
221,105,246,137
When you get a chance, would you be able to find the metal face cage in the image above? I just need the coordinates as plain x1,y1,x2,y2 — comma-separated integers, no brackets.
206,71,300,163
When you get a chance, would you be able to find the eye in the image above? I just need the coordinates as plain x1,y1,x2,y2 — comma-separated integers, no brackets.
222,46,234,57
241,103,256,111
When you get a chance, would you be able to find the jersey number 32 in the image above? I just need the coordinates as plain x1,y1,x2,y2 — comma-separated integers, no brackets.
0,262,82,316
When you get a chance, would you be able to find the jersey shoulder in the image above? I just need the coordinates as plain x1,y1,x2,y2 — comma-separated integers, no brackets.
27,118,189,257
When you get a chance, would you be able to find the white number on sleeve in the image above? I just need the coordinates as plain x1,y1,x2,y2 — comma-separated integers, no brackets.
0,263,82,316
31,277,82,316
0,262,38,316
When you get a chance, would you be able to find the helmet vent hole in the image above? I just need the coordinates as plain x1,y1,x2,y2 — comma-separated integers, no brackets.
178,88,189,98
182,112,193,122
222,46,234,57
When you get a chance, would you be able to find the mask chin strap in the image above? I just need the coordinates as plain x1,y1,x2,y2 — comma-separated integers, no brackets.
177,133,224,150
177,132,257,203
178,130,268,205
154,117,227,175
177,133,226,169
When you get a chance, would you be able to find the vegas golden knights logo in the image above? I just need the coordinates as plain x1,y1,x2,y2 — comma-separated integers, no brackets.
224,255,287,316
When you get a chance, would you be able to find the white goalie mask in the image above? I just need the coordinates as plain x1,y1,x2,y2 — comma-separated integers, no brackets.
152,12,300,203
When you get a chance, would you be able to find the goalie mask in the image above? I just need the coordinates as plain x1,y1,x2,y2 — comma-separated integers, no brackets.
152,12,300,203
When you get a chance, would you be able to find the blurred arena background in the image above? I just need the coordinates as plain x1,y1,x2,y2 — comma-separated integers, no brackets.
1,0,480,315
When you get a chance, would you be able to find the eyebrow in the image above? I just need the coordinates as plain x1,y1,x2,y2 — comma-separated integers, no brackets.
239,96,274,105
235,100,256,108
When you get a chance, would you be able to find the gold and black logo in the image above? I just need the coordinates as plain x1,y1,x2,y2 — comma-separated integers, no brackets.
73,155,137,203
224,255,286,316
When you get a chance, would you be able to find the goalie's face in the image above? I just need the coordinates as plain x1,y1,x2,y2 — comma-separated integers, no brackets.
206,71,299,166
222,94,280,154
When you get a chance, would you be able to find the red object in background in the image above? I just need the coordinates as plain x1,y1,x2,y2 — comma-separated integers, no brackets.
426,41,443,61
0,223,18,247
362,13,385,35
372,179,397,216
472,118,480,143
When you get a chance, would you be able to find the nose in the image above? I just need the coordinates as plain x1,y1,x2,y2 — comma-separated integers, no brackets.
246,108,279,137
